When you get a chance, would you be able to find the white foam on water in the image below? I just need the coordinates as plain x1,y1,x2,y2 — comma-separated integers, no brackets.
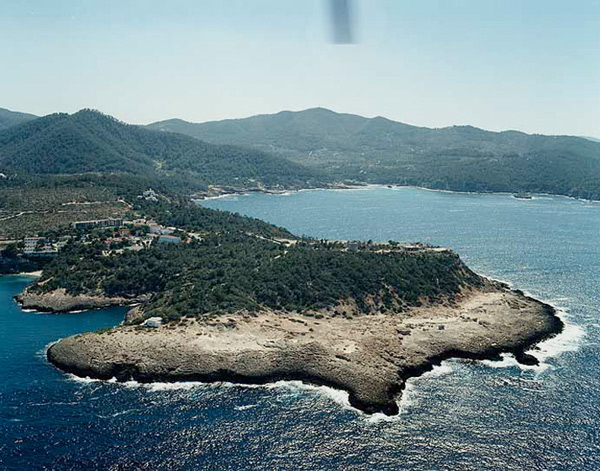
422,362,454,378
37,340,59,359
477,304,585,374
76,376,401,421
480,353,540,371
370,362,456,422
396,382,418,415
67,374,104,384
99,409,138,419
233,380,404,423
145,381,206,392
528,313,585,363
261,380,354,411
518,294,585,364
234,404,257,411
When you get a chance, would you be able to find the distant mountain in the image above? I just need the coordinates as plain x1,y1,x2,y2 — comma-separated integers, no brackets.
0,107,37,131
0,109,326,190
149,108,600,199
581,136,600,143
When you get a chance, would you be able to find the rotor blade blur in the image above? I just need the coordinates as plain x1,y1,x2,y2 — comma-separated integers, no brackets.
329,0,355,44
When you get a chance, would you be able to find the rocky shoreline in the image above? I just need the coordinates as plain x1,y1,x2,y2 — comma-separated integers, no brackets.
15,288,145,313
46,286,562,415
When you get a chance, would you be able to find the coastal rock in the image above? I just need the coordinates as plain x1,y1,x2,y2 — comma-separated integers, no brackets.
47,287,562,415
16,288,145,313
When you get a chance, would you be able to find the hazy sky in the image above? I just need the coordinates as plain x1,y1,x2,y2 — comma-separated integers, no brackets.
1,0,599,136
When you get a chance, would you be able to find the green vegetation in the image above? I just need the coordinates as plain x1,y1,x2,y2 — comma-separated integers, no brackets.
31,202,481,321
149,107,600,200
140,197,294,239
0,109,328,189
0,175,142,238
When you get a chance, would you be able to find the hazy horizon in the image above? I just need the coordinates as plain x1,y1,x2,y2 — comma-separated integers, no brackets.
1,0,599,136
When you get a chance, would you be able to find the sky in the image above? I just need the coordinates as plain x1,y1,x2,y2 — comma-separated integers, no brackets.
1,0,599,136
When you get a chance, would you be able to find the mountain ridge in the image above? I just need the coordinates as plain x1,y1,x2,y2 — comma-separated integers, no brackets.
0,109,327,190
147,107,600,200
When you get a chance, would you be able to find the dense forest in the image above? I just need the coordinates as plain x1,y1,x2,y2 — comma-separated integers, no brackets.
32,202,482,321
149,107,600,199
0,109,328,189
3,106,600,201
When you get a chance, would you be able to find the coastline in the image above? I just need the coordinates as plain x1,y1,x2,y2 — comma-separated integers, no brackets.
0,270,43,278
195,182,600,205
16,270,43,277
46,285,563,416
15,287,146,314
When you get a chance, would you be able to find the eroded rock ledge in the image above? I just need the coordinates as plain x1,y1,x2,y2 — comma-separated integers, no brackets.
47,286,562,415
16,288,145,313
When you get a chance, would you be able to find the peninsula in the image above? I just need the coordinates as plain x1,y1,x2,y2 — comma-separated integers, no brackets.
47,285,560,415
22,198,562,415
0,108,565,414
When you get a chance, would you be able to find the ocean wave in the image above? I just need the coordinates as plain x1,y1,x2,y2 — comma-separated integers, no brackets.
527,313,585,363
478,305,584,375
66,375,403,422
234,404,257,411
422,362,454,378
98,409,138,419
144,381,205,392
67,374,104,384
396,382,418,416
480,353,540,371
36,340,59,359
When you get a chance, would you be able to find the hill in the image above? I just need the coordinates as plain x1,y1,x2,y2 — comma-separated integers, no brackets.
0,107,37,131
149,108,600,199
0,109,326,190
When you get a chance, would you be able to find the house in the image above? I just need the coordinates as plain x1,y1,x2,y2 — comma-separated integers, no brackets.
142,317,163,328
149,224,174,235
141,189,159,202
347,241,361,251
402,244,425,252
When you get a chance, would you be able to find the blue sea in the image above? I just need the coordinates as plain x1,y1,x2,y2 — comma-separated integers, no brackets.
2,187,599,470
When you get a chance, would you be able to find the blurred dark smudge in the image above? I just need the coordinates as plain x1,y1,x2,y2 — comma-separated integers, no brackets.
329,0,355,44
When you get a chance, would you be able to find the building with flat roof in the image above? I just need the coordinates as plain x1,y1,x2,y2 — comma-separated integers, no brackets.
71,218,123,230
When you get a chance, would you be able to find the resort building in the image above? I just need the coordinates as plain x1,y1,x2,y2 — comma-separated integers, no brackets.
71,218,124,230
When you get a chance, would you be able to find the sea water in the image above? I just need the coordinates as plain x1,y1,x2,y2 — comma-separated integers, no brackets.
1,187,599,469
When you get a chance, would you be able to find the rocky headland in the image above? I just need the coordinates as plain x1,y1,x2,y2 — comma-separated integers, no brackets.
47,285,562,415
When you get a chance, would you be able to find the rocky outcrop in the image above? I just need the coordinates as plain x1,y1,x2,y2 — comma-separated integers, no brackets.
16,288,145,313
47,287,562,415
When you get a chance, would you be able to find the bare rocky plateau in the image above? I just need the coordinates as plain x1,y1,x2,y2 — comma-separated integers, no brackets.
46,286,562,415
